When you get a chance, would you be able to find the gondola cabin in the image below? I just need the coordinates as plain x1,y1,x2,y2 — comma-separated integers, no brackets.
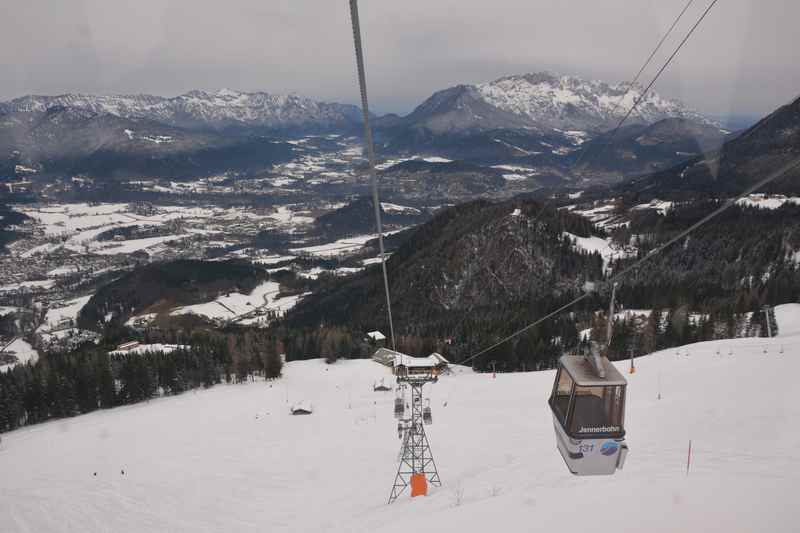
548,355,629,475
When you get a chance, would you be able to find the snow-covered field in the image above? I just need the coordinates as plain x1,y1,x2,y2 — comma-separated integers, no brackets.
171,281,302,322
0,338,38,371
108,343,189,356
774,303,800,336
38,295,92,330
2,311,800,531
0,279,55,292
376,156,453,170
632,199,674,216
0,306,20,317
11,202,316,260
290,230,405,259
563,231,635,269
736,194,800,210
380,202,421,215
561,202,629,230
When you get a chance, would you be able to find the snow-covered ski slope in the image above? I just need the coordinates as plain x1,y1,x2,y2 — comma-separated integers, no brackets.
2,312,800,532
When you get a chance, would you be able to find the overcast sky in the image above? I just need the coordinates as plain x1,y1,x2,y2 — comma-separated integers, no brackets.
1,0,798,119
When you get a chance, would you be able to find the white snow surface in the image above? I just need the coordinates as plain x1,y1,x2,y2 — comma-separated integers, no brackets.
252,254,297,266
0,338,39,371
1,333,799,531
380,202,421,215
171,281,302,322
0,279,55,292
0,306,20,317
736,194,800,210
91,235,187,255
172,281,281,318
563,232,634,269
39,295,92,330
632,199,674,216
474,72,711,129
108,343,189,356
774,303,800,337
375,156,453,170
362,255,391,266
47,265,79,276
290,230,405,259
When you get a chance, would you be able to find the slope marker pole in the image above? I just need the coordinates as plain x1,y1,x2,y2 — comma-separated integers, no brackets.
686,440,692,476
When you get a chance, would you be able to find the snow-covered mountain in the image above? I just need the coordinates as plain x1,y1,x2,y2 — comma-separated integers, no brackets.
397,71,714,135
0,89,362,131
477,72,711,130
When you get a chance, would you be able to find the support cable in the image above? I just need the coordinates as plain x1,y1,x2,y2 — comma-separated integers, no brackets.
578,0,720,170
349,0,397,350
571,0,696,170
531,0,715,226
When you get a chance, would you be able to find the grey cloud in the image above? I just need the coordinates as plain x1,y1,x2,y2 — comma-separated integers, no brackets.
1,0,797,118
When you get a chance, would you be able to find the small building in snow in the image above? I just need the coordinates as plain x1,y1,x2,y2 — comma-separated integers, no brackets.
373,378,391,392
365,330,386,347
290,401,313,415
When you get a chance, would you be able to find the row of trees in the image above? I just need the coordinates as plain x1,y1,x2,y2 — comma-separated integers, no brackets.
0,329,284,434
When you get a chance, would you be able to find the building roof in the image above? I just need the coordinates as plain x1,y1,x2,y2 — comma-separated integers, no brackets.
372,347,402,366
394,352,449,368
366,331,386,341
373,348,450,369
559,355,627,386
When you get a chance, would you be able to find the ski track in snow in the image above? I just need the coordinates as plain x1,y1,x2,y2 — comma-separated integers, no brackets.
2,324,800,532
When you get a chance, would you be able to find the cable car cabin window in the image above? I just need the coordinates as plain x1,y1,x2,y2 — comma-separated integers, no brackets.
568,385,625,438
550,368,575,426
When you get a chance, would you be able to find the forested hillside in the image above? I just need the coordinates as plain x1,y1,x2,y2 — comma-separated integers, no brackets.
610,200,800,311
623,95,800,196
0,329,284,433
283,198,800,371
313,196,429,239
285,199,605,365
78,260,270,330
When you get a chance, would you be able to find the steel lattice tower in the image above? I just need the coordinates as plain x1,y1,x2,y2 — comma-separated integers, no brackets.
388,379,441,503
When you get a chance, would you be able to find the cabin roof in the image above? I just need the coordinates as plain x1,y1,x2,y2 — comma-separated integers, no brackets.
394,352,448,368
372,347,403,366
373,348,449,370
559,355,627,386
366,330,386,341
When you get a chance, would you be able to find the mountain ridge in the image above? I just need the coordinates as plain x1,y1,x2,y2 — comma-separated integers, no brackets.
0,89,362,132
1,71,715,137
385,71,715,137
